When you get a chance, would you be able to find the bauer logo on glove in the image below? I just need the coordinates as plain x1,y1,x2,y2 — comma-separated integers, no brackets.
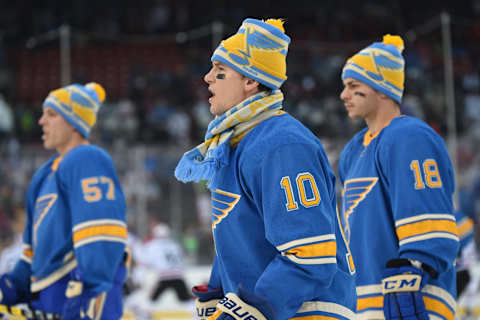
197,305,217,318
382,273,422,293
217,293,267,320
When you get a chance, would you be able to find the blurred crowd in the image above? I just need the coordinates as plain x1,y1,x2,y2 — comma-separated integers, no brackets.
0,0,480,263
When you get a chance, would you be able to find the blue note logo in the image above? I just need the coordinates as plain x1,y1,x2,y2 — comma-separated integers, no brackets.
212,189,241,229
342,177,378,242
33,194,58,245
228,27,285,67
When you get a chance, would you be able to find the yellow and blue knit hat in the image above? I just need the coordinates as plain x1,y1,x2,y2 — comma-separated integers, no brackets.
42,82,106,138
211,18,290,90
342,34,405,104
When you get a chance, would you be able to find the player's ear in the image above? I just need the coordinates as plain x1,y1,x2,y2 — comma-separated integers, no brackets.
378,92,391,101
244,78,260,92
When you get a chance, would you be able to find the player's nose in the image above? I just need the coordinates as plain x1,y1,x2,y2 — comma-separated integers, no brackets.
38,114,46,126
204,68,214,84
340,87,349,101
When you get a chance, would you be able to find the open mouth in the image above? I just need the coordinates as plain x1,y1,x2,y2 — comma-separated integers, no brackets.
208,88,215,102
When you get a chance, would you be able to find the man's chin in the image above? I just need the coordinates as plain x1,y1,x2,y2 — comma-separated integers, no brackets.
348,112,362,120
43,142,54,150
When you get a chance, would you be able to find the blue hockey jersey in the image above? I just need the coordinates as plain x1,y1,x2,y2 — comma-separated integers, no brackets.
454,210,474,251
338,116,459,319
208,112,357,319
10,144,127,299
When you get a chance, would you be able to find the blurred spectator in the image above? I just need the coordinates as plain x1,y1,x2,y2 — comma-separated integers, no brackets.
455,209,478,296
142,223,191,303
0,93,13,140
0,213,24,274
148,0,171,32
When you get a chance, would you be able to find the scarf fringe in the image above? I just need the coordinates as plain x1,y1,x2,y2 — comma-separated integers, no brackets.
174,141,230,184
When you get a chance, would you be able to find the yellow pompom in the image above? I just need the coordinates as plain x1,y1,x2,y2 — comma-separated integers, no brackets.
85,82,106,103
383,34,404,53
264,18,285,33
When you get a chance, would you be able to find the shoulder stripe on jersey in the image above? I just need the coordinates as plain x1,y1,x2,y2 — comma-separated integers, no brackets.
277,234,335,251
395,213,455,226
73,219,127,249
356,310,384,319
31,253,77,292
356,295,382,311
356,284,381,296
277,235,337,264
395,213,458,244
284,241,337,259
283,255,336,265
423,285,456,313
74,235,127,248
355,283,455,319
396,219,457,239
457,217,474,239
296,301,356,319
399,232,459,246
424,296,454,320
73,219,126,231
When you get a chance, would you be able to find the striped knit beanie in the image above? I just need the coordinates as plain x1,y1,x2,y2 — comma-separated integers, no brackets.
211,18,290,90
342,34,405,104
42,82,106,138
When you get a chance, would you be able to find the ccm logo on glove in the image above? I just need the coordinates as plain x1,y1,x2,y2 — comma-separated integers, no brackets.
382,274,422,293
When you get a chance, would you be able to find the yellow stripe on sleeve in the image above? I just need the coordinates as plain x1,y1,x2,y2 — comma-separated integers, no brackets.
286,240,336,258
356,296,383,311
457,218,474,238
23,249,34,258
396,219,457,240
424,296,455,320
73,225,127,243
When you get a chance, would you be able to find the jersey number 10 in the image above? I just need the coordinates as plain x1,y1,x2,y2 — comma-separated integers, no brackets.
280,172,321,211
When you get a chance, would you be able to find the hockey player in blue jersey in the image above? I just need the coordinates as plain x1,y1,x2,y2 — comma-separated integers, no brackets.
175,18,356,319
338,35,459,319
454,209,476,297
0,83,128,319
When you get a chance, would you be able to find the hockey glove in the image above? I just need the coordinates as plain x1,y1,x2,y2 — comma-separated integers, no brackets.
382,259,432,320
192,284,223,320
210,286,275,320
61,269,104,320
0,274,21,306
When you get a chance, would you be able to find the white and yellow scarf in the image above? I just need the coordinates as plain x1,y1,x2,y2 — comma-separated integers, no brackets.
175,90,284,186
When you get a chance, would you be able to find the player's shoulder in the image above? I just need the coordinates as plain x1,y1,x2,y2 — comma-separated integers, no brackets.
63,144,112,163
59,144,114,172
382,116,440,141
245,112,323,152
